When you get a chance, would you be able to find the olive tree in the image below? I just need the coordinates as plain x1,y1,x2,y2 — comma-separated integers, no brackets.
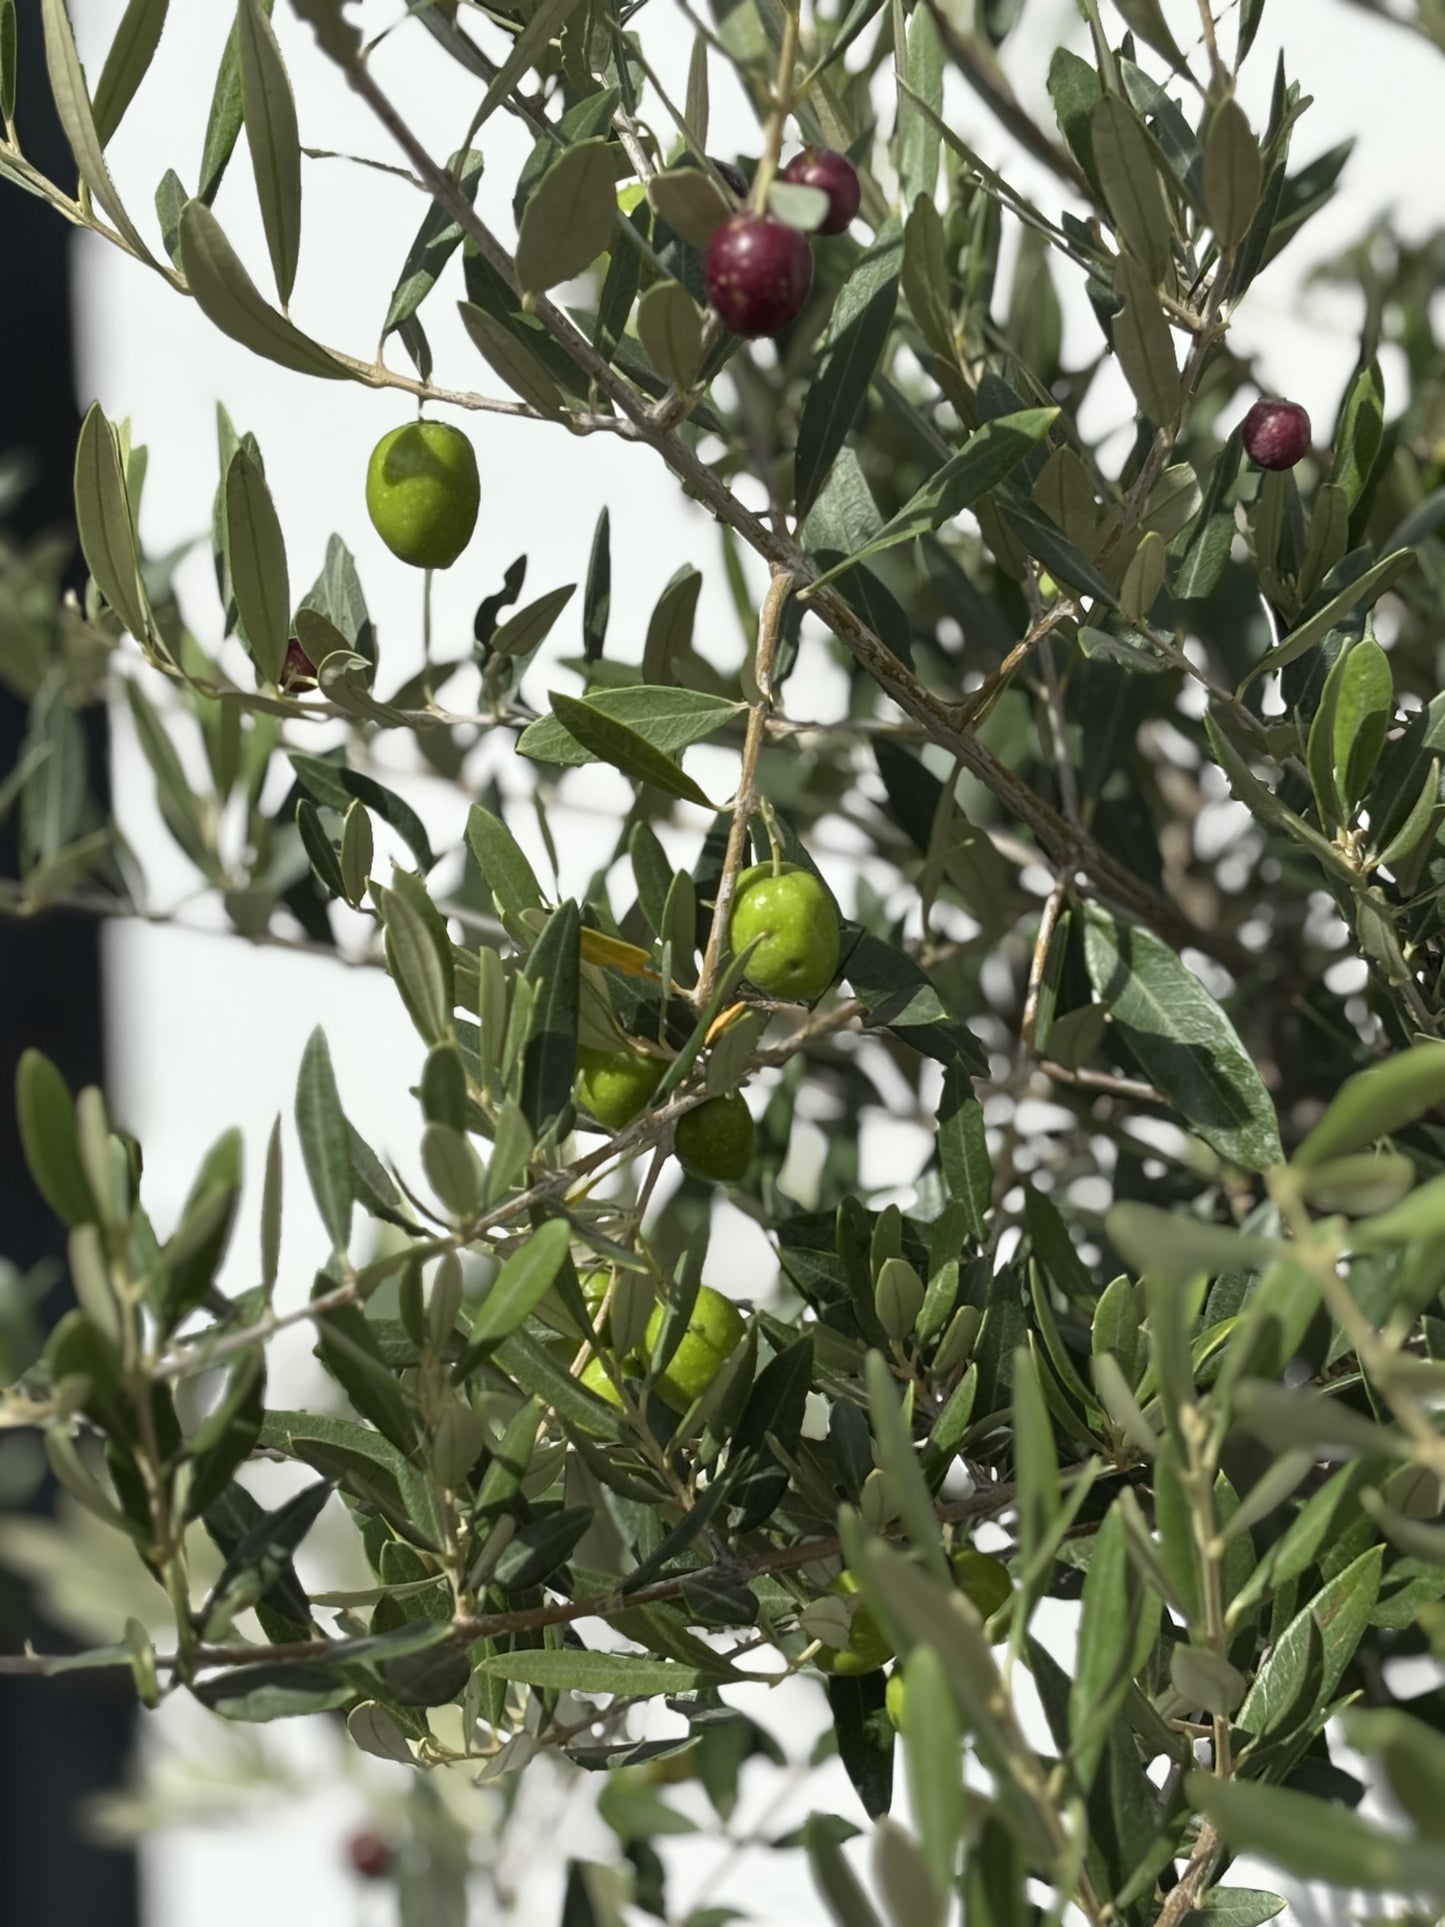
4,0,1445,1920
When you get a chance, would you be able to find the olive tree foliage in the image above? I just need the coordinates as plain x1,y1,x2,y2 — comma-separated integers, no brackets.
3,0,1445,1917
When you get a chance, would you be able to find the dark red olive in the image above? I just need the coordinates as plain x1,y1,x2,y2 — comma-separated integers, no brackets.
280,637,318,690
346,1830,394,1881
1242,398,1311,471
703,213,813,339
710,157,749,203
780,147,861,236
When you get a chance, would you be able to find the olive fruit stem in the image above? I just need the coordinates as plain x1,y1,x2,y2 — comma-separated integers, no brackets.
697,565,794,1007
749,0,802,214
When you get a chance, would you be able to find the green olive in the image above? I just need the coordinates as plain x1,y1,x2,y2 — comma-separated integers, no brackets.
885,1669,906,1729
365,420,479,570
952,1547,1012,1623
576,1045,665,1132
644,1285,745,1411
729,863,839,1002
673,1092,754,1183
578,1353,624,1408
816,1570,894,1676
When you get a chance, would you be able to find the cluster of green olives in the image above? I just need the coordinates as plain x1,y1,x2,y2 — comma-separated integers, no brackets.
567,1275,747,1416
573,859,841,1179
818,1550,1013,1712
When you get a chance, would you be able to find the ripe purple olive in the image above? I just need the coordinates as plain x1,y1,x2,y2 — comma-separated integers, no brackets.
780,147,861,236
346,1831,394,1881
280,637,317,691
1242,398,1311,471
703,213,813,339
710,157,749,203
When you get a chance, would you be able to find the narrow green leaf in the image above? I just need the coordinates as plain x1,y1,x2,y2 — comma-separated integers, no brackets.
546,690,715,808
1236,1545,1382,1741
376,884,453,1046
1194,1892,1287,1927
458,300,566,418
0,0,17,126
161,1128,243,1328
1113,0,1188,69
475,1649,719,1695
897,4,942,204
808,408,1058,590
225,446,289,684
260,1113,282,1296
1171,429,1244,601
1069,1501,1158,1788
289,754,435,873
1239,548,1414,691
468,0,586,136
198,0,273,202
179,199,348,380
647,168,730,250
467,1219,572,1353
937,1065,990,1239
296,1027,352,1254
519,688,741,768
467,804,545,924
196,1662,352,1722
795,226,902,518
516,138,617,296
74,403,151,642
91,0,168,147
685,33,709,149
1091,94,1172,285
1188,1772,1445,1894
1082,904,1283,1171
41,0,156,263
898,1644,962,1896
520,899,580,1131
583,506,610,663
1329,360,1385,512
237,0,301,307
1332,636,1393,817
807,1811,886,1927
1295,1040,1445,1169
16,1049,96,1227
1112,254,1180,425
864,1352,952,1585
384,149,483,340
637,281,705,388
642,566,703,683
1204,97,1262,250
185,1352,266,1519
489,584,576,659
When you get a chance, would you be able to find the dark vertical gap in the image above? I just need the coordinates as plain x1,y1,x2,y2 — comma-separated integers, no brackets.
1,3,139,1922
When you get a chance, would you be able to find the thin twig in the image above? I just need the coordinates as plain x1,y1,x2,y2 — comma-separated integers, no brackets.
0,1480,1033,1679
697,566,794,1007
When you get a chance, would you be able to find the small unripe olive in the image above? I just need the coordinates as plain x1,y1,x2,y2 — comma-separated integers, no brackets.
365,420,479,569
730,863,840,1002
644,1285,745,1411
576,1045,665,1131
673,1092,754,1183
816,1570,894,1676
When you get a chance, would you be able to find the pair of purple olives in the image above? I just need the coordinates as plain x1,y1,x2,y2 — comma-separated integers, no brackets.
702,148,861,340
